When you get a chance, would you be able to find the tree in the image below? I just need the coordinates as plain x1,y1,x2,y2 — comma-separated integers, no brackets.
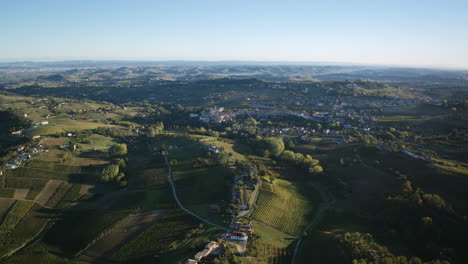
257,137,285,157
269,175,276,183
109,143,127,157
309,165,324,174
101,164,119,182
148,122,164,137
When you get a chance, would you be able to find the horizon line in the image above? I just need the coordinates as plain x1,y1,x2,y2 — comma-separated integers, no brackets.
1,59,467,71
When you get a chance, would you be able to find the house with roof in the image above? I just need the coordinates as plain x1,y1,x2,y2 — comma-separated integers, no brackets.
232,222,254,236
226,231,248,241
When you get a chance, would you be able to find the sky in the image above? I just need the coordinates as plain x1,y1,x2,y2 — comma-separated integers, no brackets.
1,0,468,68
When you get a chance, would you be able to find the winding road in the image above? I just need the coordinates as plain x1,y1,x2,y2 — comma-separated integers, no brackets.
164,156,228,231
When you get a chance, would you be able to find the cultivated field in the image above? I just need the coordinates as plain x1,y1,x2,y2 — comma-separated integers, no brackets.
252,179,315,236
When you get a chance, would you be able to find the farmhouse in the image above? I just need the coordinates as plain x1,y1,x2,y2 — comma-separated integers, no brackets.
193,241,219,261
207,145,219,153
226,231,248,241
32,135,41,140
232,222,254,236
205,241,219,251
11,130,22,135
184,259,198,264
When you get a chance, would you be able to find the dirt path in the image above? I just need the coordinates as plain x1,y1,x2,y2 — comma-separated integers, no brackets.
291,183,335,264
13,188,29,199
77,210,165,263
35,180,63,205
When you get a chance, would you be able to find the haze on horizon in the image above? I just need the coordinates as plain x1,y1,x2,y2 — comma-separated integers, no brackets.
1,0,468,69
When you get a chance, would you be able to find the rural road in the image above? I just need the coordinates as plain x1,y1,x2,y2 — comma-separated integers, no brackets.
164,155,228,231
291,183,335,264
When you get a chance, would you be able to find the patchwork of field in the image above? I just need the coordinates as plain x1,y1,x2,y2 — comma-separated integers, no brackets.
35,180,63,205
111,210,220,264
78,210,165,263
252,179,315,236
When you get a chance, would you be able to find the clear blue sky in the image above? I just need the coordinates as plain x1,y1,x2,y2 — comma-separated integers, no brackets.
1,0,468,68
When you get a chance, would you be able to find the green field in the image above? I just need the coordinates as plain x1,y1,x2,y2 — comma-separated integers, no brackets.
252,179,316,236
0,188,15,198
24,116,116,137
0,200,34,245
4,177,49,200
251,220,296,248
0,204,53,257
45,182,73,208
7,167,76,181
111,210,220,264
245,235,292,264
44,210,131,255
295,213,369,264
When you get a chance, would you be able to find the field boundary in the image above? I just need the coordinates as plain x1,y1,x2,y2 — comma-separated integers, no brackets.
164,155,228,231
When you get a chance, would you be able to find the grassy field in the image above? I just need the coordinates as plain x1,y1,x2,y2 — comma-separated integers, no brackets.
251,178,316,236
190,135,248,161
295,213,369,264
56,184,83,208
45,182,73,208
24,116,116,137
0,188,15,198
0,204,53,257
251,220,296,248
44,210,131,255
1,243,83,264
359,149,468,215
0,200,34,245
4,177,49,200
244,235,292,264
7,167,75,181
77,134,116,151
174,165,231,205
111,210,220,264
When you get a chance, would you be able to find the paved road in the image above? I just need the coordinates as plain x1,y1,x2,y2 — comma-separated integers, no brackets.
164,156,228,231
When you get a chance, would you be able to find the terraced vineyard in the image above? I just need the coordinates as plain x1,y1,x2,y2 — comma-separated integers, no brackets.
252,180,314,236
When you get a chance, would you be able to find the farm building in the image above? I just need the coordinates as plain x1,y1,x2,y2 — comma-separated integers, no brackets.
226,231,248,241
194,249,211,261
205,241,219,251
232,222,254,236
184,259,198,264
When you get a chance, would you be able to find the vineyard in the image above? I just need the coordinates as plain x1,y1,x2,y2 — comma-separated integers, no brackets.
251,180,314,236
246,236,292,264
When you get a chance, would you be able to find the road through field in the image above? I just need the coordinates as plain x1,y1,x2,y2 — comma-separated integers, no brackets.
77,210,165,263
164,155,228,231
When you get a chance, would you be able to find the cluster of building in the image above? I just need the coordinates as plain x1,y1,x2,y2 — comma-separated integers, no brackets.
257,126,342,138
198,107,235,123
5,144,48,170
225,221,254,242
184,241,220,264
